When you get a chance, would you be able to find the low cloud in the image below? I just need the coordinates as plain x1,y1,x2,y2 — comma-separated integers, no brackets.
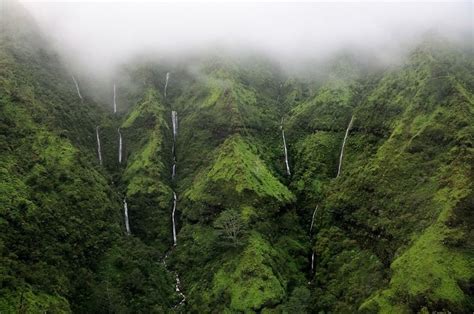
19,1,473,78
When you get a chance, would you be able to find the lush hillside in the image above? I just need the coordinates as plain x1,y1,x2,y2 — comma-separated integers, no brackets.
1,2,473,313
0,2,174,312
301,42,474,313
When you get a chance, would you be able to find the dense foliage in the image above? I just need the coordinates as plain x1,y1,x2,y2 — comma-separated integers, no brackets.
1,2,473,313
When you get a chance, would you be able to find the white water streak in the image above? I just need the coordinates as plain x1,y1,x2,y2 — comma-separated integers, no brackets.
311,252,315,273
71,75,83,100
164,72,170,98
310,205,318,233
281,119,291,176
172,192,177,246
172,111,178,139
118,128,122,163
96,126,102,165
113,84,117,113
175,273,186,306
123,198,130,235
171,111,178,180
337,115,354,178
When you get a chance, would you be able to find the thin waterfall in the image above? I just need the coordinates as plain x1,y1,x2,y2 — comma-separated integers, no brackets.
309,205,318,280
337,115,355,178
175,274,186,306
161,252,186,306
172,111,178,140
123,198,130,235
310,205,318,233
280,118,291,176
167,106,185,305
164,72,170,98
96,126,102,165
113,83,117,113
118,128,122,163
172,192,177,246
71,75,83,100
171,111,178,179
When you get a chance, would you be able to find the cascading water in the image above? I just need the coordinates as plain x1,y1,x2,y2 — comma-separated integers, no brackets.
308,205,319,284
96,126,102,165
123,198,130,235
113,83,117,113
169,107,186,307
172,192,177,246
163,105,185,306
171,111,178,180
71,75,83,100
164,72,170,98
118,128,122,164
309,205,318,280
280,118,291,176
172,111,178,140
337,115,355,178
175,274,186,306
310,205,318,233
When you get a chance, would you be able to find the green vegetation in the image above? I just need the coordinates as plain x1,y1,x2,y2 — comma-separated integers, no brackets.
1,3,473,312
186,134,294,208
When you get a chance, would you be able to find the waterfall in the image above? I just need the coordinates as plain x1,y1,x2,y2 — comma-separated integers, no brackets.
171,111,178,179
166,106,185,306
113,83,117,113
123,198,130,235
164,72,170,98
337,115,355,178
310,205,318,233
280,119,291,176
118,128,122,164
71,75,83,100
96,126,102,165
162,252,186,306
172,192,177,246
311,251,315,273
172,110,178,140
175,274,186,306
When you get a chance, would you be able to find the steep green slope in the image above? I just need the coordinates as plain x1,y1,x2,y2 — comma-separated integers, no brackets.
0,2,175,312
132,59,308,312
2,3,473,312
306,42,474,313
120,88,173,251
0,2,120,311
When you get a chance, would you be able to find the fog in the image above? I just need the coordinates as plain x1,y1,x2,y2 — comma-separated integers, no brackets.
19,1,473,77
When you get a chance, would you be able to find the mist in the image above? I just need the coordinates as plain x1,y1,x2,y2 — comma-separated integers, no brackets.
19,1,473,78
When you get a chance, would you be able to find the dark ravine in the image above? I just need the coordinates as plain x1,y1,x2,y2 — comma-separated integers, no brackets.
1,2,473,313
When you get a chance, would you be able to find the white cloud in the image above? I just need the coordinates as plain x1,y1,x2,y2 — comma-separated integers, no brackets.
18,0,473,76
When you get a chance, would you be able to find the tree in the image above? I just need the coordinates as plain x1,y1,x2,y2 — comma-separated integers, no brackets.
213,209,246,246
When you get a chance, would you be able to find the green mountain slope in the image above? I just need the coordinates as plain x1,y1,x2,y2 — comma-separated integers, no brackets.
0,2,175,312
1,2,473,313
308,43,474,313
